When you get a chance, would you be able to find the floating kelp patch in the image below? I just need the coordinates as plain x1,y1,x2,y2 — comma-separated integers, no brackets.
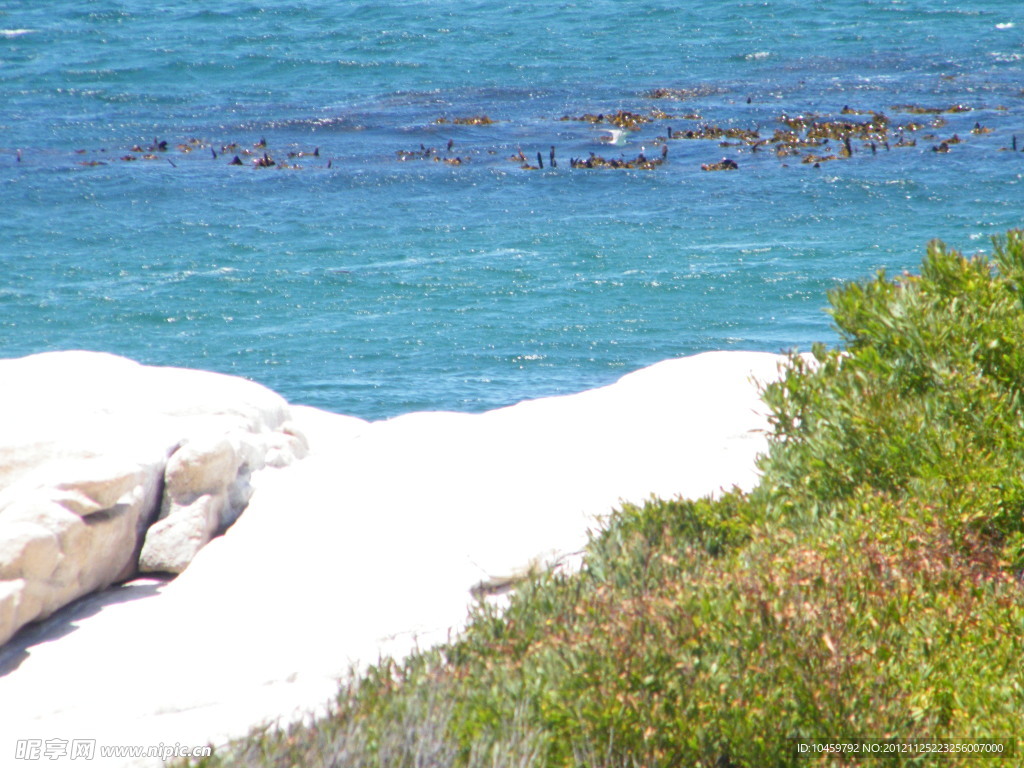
646,86,722,101
560,110,651,130
52,98,1017,176
780,113,890,141
435,115,495,125
891,103,973,114
667,125,760,141
568,146,669,170
397,138,466,164
701,158,739,171
65,135,331,170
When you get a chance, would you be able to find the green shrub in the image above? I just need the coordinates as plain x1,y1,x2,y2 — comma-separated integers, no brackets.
759,230,1024,564
435,492,1024,767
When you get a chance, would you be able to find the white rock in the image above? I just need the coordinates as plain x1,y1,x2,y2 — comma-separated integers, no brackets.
138,495,225,575
164,435,239,504
0,351,308,646
137,435,241,574
0,458,162,646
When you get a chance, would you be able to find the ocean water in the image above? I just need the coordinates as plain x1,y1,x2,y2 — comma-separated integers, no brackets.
1,1,1022,419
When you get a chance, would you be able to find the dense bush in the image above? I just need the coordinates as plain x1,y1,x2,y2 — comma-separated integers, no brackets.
188,231,1024,768
760,231,1024,564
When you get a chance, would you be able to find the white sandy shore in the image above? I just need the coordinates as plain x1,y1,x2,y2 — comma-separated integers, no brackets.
0,350,793,767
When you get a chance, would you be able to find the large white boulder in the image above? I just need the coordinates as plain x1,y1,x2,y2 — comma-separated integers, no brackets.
0,349,794,767
0,351,308,646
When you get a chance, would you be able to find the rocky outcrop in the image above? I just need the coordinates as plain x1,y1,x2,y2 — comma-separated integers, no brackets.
0,351,308,647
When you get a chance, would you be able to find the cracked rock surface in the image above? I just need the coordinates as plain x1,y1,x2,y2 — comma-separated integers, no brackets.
0,351,308,647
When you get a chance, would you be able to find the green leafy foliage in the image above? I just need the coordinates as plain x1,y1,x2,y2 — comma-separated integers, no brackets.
760,231,1024,562
185,231,1024,768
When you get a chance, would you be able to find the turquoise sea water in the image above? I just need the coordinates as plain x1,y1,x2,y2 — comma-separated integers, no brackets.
1,1,1022,419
